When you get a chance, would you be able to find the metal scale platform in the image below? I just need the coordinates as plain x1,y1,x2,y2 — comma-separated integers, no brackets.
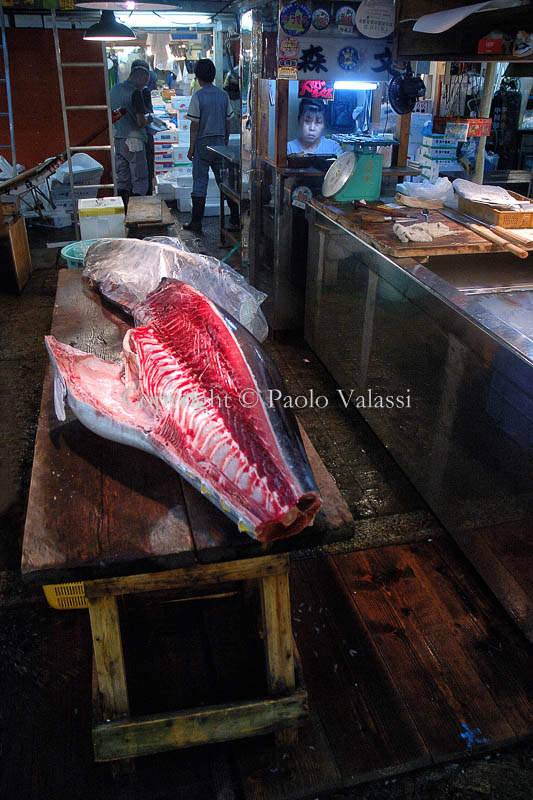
322,134,398,202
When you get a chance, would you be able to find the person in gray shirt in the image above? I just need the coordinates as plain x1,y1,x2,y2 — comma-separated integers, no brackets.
110,59,152,210
183,59,239,234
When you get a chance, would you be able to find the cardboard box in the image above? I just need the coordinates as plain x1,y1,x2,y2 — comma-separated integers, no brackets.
434,117,492,138
478,38,503,54
154,129,180,143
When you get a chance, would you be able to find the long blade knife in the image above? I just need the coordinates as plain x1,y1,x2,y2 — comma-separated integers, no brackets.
439,207,529,259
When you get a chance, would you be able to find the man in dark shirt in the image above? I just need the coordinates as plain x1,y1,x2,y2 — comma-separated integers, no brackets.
183,59,239,234
110,59,152,209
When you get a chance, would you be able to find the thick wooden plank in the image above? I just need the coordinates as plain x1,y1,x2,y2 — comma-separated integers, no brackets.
88,595,129,721
431,535,533,739
331,543,519,762
93,692,308,761
84,554,289,598
125,195,163,224
298,422,354,541
310,197,509,258
1,215,32,292
290,558,430,783
452,520,533,643
259,571,295,695
22,270,196,584
236,699,342,800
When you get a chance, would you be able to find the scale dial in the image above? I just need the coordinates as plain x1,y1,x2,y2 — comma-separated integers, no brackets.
322,151,355,198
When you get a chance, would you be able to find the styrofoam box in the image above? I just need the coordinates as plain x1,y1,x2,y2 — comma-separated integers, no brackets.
178,131,190,146
155,152,175,163
172,95,191,110
154,129,180,143
172,145,191,164
175,166,193,177
155,163,174,174
78,197,125,238
178,119,191,132
422,134,456,148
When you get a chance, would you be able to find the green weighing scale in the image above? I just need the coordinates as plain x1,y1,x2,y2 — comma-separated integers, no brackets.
322,135,398,203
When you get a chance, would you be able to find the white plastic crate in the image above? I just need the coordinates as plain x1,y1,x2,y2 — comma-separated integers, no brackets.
54,153,104,185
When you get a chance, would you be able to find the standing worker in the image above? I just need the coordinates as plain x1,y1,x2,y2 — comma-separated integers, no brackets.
110,59,152,210
142,69,158,195
183,58,240,234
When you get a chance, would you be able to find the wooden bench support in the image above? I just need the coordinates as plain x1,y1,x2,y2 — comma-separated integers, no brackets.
93,691,308,761
84,553,305,761
88,595,129,721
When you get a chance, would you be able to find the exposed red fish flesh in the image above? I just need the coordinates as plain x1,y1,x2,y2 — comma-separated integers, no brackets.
45,279,322,542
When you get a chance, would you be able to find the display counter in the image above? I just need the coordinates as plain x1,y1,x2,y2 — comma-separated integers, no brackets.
305,198,533,641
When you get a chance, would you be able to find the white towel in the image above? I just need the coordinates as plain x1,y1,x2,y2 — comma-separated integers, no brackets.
393,221,454,243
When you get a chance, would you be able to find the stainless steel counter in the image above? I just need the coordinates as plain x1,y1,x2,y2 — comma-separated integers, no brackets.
305,202,533,639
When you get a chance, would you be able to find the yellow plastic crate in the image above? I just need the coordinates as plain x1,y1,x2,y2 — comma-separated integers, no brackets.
43,582,88,610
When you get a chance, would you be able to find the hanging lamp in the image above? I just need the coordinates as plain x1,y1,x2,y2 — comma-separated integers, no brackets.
77,0,182,10
83,10,137,40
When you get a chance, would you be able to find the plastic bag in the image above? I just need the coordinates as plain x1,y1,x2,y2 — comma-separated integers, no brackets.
83,237,269,342
396,176,455,206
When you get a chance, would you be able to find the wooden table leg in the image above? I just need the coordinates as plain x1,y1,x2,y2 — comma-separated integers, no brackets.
259,568,298,746
88,595,129,721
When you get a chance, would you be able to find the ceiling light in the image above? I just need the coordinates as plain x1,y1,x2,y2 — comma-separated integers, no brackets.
115,11,212,25
77,0,182,10
83,10,137,40
333,81,378,91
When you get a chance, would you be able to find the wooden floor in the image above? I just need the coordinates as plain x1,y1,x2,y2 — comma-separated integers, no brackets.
3,532,533,800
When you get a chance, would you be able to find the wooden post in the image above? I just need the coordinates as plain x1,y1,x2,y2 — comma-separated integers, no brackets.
473,61,498,185
88,595,129,720
274,80,289,167
259,570,295,695
260,567,297,746
371,83,384,125
395,112,411,167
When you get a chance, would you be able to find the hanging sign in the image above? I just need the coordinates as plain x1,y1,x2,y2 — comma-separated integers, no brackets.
338,47,359,70
355,0,396,38
280,2,312,36
298,80,334,101
336,6,356,33
279,36,301,58
311,8,330,30
292,185,313,209
278,58,299,79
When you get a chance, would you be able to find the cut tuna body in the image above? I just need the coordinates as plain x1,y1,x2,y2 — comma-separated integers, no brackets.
46,280,322,542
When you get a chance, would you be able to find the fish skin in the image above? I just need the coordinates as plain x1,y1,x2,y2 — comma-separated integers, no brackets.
45,280,322,542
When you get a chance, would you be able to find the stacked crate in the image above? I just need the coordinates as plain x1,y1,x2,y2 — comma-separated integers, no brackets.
417,134,459,182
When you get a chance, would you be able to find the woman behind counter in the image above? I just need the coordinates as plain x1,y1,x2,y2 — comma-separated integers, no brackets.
287,98,343,156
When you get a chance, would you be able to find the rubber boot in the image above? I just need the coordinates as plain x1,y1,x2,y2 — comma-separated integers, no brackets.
118,189,130,212
183,196,206,232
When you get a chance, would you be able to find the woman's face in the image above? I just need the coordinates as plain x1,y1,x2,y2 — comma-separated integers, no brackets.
299,111,325,147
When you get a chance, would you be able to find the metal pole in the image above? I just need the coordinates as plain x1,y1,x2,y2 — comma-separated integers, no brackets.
51,9,80,239
101,43,117,195
472,61,498,185
0,5,17,177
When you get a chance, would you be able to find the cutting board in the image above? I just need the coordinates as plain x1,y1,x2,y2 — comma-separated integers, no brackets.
311,197,506,258
126,196,164,225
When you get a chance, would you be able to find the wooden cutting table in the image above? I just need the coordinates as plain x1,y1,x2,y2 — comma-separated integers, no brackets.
310,197,523,259
22,270,352,762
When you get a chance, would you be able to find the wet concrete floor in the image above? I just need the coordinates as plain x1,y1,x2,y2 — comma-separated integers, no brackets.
0,212,532,799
